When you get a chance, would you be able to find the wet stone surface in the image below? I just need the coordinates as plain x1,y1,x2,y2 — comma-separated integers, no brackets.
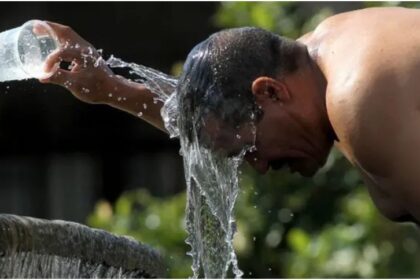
0,214,165,278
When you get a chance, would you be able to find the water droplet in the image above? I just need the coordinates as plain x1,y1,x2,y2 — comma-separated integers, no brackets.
117,97,122,102
143,103,148,109
253,236,256,241
254,191,258,195
235,134,241,139
63,81,72,88
248,145,257,152
137,112,143,117
94,57,103,67
108,93,113,97
75,43,80,49
268,267,272,272
253,205,257,209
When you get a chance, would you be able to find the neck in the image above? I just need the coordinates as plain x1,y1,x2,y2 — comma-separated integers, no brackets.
307,51,338,142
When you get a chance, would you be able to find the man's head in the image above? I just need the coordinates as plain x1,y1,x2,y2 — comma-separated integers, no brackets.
177,27,335,177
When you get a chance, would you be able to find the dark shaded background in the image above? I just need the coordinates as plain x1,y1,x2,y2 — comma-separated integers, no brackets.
0,2,218,222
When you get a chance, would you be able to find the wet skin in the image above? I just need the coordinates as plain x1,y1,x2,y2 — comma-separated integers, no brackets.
305,7,420,223
199,115,329,177
41,7,420,225
209,7,420,225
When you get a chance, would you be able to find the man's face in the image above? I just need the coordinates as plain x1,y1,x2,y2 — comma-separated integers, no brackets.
200,104,331,177
244,108,326,177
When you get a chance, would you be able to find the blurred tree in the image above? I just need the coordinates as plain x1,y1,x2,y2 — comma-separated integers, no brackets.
88,2,420,278
88,190,191,278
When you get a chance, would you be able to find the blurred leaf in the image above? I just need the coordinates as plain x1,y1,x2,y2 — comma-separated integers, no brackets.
287,228,310,255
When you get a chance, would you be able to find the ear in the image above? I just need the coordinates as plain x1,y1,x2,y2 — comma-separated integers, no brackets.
251,76,290,105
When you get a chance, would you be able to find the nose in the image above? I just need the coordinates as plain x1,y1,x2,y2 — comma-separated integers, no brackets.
244,152,269,174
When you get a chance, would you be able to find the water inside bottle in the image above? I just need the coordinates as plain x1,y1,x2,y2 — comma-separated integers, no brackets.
18,22,58,78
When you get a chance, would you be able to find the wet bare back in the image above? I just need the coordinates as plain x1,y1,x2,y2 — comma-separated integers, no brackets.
304,7,420,222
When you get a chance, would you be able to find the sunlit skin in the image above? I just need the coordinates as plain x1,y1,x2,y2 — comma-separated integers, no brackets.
40,7,420,224
202,61,334,177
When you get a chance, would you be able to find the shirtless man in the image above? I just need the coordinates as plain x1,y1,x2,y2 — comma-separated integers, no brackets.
39,7,420,224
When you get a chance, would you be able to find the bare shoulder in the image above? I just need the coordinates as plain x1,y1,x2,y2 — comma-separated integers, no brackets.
326,69,404,176
314,6,412,31
314,6,420,175
309,6,419,50
316,6,420,219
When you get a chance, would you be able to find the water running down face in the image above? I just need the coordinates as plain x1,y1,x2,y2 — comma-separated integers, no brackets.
199,107,326,177
196,74,332,177
178,27,334,177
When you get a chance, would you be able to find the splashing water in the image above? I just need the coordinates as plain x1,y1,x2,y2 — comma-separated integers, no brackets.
106,55,245,278
107,55,180,138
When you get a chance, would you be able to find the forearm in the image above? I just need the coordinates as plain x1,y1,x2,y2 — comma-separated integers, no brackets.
39,22,171,132
102,75,167,132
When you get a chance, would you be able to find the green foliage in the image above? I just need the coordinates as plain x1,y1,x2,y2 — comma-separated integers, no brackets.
214,2,333,38
233,149,420,278
364,1,420,8
88,190,191,278
88,2,420,278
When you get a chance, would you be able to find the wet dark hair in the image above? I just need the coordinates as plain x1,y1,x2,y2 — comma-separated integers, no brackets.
176,27,306,142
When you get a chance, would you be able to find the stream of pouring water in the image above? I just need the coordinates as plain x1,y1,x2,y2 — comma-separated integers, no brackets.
106,55,244,278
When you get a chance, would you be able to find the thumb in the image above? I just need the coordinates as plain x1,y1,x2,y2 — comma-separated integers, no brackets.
39,69,75,89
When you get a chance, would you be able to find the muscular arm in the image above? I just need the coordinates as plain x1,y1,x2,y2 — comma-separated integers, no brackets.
328,54,420,222
391,122,420,220
358,168,407,221
39,21,168,132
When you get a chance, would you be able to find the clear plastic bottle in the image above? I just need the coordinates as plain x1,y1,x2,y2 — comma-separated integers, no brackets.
0,20,59,82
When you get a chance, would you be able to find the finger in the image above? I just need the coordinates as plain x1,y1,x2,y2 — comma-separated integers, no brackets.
39,69,75,87
70,63,83,73
43,21,72,37
43,21,80,46
43,49,61,73
32,21,50,37
43,48,83,73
